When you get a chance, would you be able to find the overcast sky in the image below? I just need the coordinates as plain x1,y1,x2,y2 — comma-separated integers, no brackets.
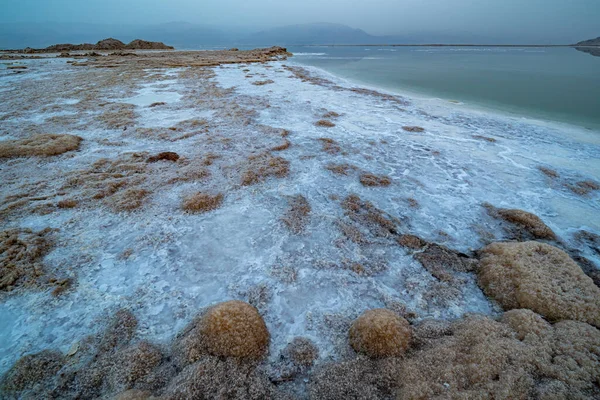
2,0,599,42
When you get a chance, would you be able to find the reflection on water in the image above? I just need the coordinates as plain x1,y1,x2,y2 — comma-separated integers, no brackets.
575,46,600,57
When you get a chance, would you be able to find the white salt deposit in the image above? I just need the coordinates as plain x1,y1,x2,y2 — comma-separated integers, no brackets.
0,57,598,374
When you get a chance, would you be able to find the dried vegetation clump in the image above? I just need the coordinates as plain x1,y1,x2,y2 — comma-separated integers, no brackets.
315,120,336,128
97,103,137,129
283,65,336,86
359,172,392,187
401,316,531,398
64,153,152,212
398,234,478,282
0,134,82,158
341,195,399,239
4,305,600,399
252,79,274,86
281,195,311,234
317,138,341,154
401,126,424,133
241,153,290,185
567,180,600,196
283,337,319,368
309,357,404,399
325,163,357,175
181,192,223,214
199,300,270,359
146,152,179,163
484,203,556,240
161,356,283,399
268,337,320,384
478,241,600,326
322,111,340,119
0,350,63,394
0,228,56,292
57,199,78,209
349,309,412,358
0,309,165,399
349,87,409,106
538,166,559,178
309,311,600,399
397,313,597,399
472,134,497,142
271,139,291,151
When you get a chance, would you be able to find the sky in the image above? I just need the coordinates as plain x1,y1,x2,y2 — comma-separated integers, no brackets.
2,0,599,43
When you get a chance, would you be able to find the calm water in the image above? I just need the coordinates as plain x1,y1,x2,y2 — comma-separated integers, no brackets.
289,46,600,130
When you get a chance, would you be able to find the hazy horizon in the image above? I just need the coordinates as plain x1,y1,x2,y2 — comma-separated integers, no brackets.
2,0,599,45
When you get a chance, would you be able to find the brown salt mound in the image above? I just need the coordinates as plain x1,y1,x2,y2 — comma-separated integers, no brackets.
315,120,335,128
0,134,82,158
0,228,55,291
349,309,412,358
0,350,63,394
283,337,319,368
281,195,311,234
147,152,179,163
241,153,290,186
401,126,424,132
161,356,283,400
181,193,223,214
483,203,556,240
478,241,600,326
200,300,269,359
359,173,391,187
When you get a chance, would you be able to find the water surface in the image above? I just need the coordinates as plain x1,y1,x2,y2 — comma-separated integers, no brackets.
289,46,600,130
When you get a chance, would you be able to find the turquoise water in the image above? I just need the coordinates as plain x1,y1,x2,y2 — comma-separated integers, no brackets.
289,46,600,130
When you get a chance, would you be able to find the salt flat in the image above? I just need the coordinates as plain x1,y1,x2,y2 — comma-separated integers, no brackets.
0,49,599,398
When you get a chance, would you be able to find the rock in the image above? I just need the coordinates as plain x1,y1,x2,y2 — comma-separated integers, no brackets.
125,40,174,50
95,38,126,50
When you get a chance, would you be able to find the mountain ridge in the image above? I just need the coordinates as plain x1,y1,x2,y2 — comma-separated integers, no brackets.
1,21,596,49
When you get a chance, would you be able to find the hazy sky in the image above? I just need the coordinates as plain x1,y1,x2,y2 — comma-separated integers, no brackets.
2,0,599,42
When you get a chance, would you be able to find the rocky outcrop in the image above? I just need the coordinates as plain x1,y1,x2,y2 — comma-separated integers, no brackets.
17,38,174,53
575,37,600,46
125,39,174,50
574,37,600,57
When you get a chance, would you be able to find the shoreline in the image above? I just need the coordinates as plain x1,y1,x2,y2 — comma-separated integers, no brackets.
289,49,600,132
290,61,600,136
301,44,600,48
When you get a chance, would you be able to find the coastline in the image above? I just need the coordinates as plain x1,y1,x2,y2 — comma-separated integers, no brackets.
289,47,600,132
1,50,599,397
289,60,600,137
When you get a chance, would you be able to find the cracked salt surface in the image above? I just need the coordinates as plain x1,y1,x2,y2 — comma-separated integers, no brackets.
0,59,599,373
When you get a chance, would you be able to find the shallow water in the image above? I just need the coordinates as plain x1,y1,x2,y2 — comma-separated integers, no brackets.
289,46,600,130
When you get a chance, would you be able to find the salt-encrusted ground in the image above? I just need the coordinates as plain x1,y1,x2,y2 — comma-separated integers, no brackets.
0,52,599,376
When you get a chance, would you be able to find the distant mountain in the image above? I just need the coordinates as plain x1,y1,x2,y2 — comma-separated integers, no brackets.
243,22,377,46
1,21,580,50
0,22,233,50
131,22,234,48
575,37,600,46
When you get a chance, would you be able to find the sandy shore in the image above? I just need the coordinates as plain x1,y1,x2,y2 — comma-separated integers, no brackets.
1,49,599,399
